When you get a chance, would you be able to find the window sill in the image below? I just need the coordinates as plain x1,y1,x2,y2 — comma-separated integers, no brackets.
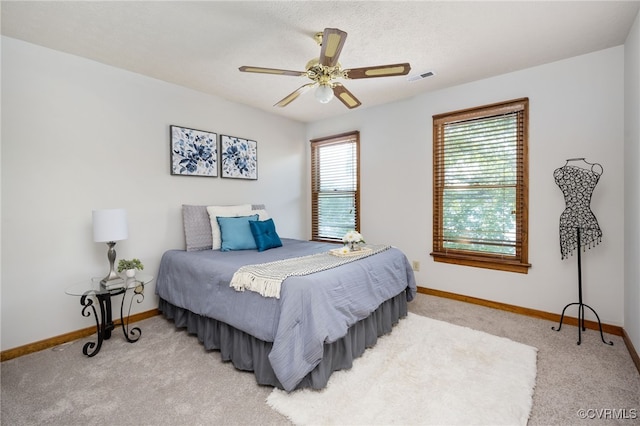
430,251,531,274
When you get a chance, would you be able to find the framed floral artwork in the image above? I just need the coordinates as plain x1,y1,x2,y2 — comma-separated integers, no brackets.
170,125,218,177
220,135,258,180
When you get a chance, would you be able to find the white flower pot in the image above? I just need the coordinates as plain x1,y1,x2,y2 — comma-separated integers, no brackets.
125,269,136,278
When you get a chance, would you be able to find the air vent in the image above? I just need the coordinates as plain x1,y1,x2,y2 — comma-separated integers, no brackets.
406,71,435,82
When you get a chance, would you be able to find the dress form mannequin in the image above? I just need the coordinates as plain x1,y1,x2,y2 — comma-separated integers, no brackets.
551,158,611,345
553,158,602,259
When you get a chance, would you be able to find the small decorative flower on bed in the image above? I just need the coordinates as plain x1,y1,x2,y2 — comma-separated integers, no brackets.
337,246,351,255
342,230,365,251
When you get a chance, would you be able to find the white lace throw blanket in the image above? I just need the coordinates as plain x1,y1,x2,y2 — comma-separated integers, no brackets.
230,245,391,299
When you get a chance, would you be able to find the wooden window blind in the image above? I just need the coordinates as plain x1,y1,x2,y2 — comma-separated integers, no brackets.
311,131,360,242
432,98,531,273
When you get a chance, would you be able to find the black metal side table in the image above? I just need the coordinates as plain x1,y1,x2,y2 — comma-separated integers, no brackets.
65,273,153,357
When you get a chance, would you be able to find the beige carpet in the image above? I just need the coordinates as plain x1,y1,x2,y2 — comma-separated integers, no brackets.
267,313,537,425
1,293,638,425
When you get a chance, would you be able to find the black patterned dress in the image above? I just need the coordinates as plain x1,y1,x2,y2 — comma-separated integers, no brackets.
553,164,602,259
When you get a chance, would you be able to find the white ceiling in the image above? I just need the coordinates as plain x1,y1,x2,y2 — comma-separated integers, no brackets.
2,1,639,123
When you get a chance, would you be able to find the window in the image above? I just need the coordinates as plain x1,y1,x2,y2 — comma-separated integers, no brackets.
311,131,360,242
432,98,530,273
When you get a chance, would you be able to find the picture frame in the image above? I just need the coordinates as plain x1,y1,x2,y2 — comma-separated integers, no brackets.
170,125,218,177
220,135,258,180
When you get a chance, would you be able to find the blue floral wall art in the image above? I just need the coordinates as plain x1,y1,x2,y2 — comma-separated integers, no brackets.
170,125,218,177
220,135,258,180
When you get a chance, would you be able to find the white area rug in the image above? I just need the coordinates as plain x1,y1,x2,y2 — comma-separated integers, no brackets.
267,313,537,426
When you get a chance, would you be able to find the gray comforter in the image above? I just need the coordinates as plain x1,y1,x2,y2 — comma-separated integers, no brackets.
155,238,417,391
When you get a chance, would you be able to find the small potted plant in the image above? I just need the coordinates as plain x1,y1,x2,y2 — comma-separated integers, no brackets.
117,258,144,278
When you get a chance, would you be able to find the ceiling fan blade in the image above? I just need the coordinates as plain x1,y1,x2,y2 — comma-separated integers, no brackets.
274,83,316,107
332,83,362,109
319,28,347,68
239,66,306,77
344,63,411,79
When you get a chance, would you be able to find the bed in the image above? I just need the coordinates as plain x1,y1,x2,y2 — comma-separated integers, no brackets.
155,205,417,391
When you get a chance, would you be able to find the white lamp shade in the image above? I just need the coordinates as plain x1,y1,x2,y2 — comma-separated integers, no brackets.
315,84,334,104
92,209,128,242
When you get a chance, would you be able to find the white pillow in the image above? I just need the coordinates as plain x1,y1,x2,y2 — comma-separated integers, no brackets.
251,209,271,221
206,204,253,250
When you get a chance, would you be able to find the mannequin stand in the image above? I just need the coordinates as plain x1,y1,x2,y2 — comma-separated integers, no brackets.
552,228,613,346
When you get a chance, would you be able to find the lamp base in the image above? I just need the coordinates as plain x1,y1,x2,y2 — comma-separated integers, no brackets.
100,241,121,285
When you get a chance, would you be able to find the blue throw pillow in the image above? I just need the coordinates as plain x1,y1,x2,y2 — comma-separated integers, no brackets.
249,218,283,252
217,214,259,251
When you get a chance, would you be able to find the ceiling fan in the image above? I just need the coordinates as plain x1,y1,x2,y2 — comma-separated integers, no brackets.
239,28,411,109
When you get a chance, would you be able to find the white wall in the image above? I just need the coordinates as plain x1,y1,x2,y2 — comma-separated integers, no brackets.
624,11,640,351
307,46,626,327
0,37,307,351
1,35,633,352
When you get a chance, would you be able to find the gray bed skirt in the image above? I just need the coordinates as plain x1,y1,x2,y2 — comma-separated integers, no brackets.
158,291,408,390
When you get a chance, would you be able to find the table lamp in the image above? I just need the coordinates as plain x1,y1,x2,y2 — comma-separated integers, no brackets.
93,208,128,284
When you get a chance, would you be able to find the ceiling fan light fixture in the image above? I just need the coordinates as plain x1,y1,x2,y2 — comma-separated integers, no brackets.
239,27,410,109
315,84,334,104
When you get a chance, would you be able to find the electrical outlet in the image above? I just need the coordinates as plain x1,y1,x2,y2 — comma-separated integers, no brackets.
412,261,420,272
